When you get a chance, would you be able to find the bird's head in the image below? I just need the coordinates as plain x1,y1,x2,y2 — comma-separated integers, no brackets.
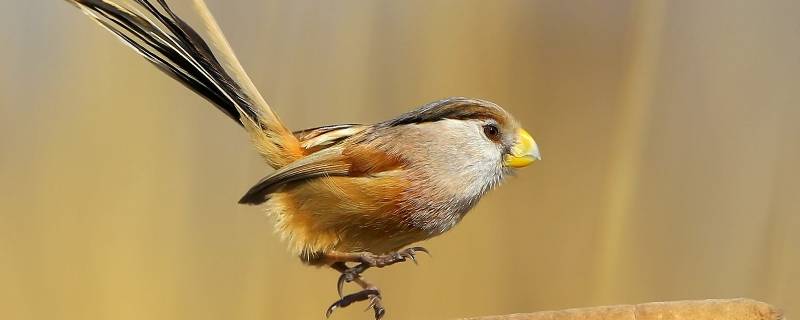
468,104,541,170
385,97,541,172
367,97,541,232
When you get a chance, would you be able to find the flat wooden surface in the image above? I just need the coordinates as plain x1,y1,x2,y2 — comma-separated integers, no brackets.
461,299,784,320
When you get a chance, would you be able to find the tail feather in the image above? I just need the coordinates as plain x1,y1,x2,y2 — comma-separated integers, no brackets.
65,0,304,168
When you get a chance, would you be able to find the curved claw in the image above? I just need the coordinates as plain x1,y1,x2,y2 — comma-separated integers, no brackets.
364,296,380,311
325,304,337,318
374,304,386,320
336,264,367,297
364,296,385,320
404,252,418,265
336,273,347,297
397,247,430,266
399,250,418,265
410,246,431,257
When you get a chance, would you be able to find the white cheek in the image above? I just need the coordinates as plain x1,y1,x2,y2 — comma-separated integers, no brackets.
404,119,505,194
464,123,505,166
438,120,505,194
400,120,508,233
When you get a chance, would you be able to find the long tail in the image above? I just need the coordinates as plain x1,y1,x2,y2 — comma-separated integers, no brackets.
64,0,303,168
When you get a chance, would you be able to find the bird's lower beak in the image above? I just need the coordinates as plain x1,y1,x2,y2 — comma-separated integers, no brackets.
504,128,541,168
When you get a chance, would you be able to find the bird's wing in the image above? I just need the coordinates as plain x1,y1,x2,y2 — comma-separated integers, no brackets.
238,147,352,205
64,0,303,168
238,136,406,205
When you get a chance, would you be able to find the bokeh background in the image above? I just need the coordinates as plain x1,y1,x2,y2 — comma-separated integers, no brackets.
1,0,798,319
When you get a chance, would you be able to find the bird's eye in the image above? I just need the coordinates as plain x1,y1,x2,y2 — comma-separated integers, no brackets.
483,124,500,141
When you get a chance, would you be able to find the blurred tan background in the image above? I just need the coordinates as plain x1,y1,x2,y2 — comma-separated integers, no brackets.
1,0,799,319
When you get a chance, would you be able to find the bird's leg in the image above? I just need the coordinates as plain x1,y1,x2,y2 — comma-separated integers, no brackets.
322,247,429,319
324,247,430,296
315,247,430,268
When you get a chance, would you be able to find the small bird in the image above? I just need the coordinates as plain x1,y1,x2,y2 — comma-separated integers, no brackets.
64,0,541,318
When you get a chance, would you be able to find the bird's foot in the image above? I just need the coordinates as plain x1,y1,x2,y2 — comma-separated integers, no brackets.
362,246,430,268
335,247,429,296
325,247,429,319
326,288,385,320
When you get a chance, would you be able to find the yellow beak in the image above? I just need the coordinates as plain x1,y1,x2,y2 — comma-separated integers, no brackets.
504,128,541,168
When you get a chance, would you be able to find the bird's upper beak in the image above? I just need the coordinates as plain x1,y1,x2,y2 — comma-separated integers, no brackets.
504,128,541,168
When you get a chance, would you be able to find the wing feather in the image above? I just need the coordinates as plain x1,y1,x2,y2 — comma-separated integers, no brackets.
238,147,352,205
238,136,406,205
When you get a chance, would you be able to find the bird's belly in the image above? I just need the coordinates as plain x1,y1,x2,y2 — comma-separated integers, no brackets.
263,175,437,255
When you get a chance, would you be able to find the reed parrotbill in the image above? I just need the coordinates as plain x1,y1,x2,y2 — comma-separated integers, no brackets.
64,0,541,318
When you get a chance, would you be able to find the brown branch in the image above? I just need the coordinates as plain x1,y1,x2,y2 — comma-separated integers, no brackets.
462,298,784,320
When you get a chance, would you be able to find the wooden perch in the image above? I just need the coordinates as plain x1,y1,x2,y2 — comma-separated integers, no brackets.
462,298,784,320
